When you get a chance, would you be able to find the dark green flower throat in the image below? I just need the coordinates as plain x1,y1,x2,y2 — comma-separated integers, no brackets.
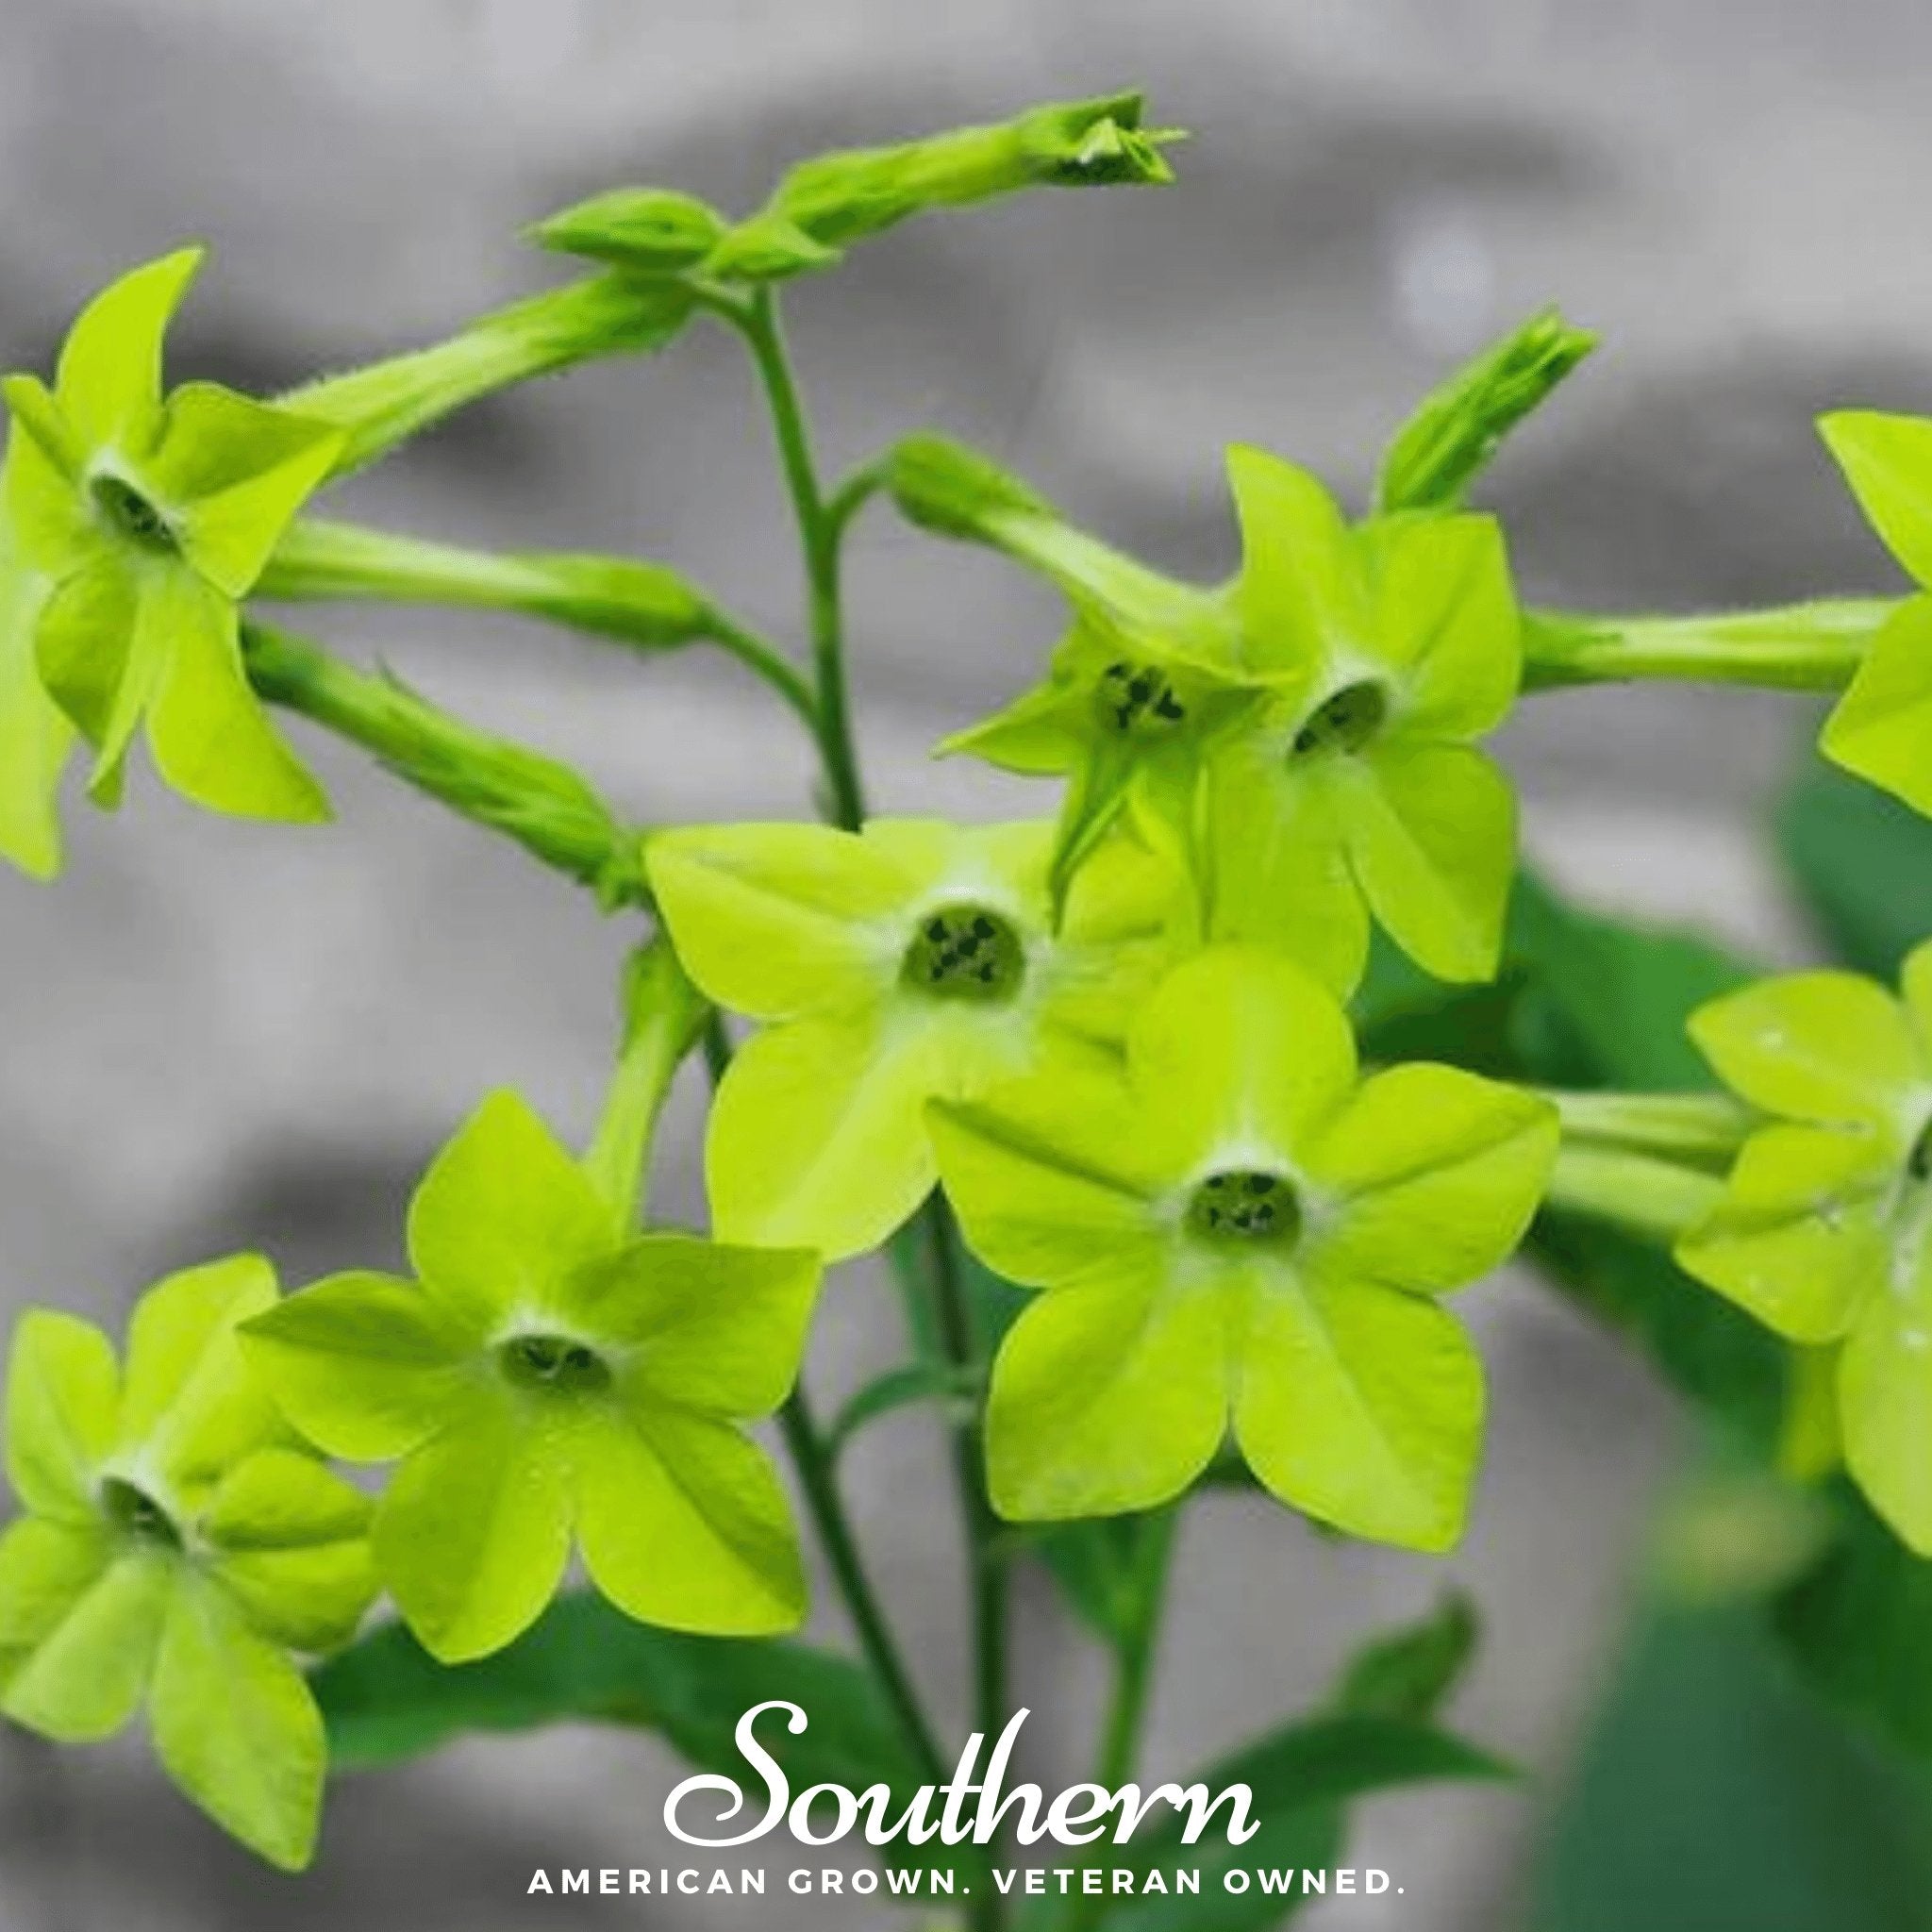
903,904,1025,1003
92,473,178,554
101,1476,182,1547
1291,679,1387,758
1187,1170,1302,1246
500,1333,612,1394
1095,659,1189,738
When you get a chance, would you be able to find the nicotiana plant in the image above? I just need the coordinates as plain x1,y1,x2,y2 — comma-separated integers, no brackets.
3,87,1930,1920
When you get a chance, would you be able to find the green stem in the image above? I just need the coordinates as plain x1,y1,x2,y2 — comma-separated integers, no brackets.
1543,1141,1727,1243
1094,1513,1178,1789
240,620,648,906
260,517,819,730
1541,1089,1754,1168
583,943,708,1230
922,1197,1010,1759
1522,599,1895,692
732,289,868,829
282,273,696,479
697,1020,950,1790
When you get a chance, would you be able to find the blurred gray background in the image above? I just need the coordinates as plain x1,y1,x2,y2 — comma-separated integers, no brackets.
0,0,1922,1925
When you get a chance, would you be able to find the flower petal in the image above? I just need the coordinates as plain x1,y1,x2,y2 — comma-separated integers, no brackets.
374,1389,575,1663
202,1447,376,1653
121,1256,288,1500
930,1065,1168,1288
567,1234,821,1419
0,537,69,880
1225,444,1364,686
1341,740,1515,984
986,1258,1228,1520
241,1271,470,1461
648,820,947,1020
406,1090,614,1337
5,1309,119,1520
1841,1259,1932,1556
1366,511,1518,737
1127,945,1357,1176
143,571,330,821
0,1545,171,1741
1688,971,1923,1129
1819,410,1932,587
1675,1124,1893,1344
1304,1065,1557,1292
707,1005,951,1259
575,1405,806,1636
1200,743,1369,995
1234,1270,1483,1552
1818,594,1932,817
0,1517,110,1656
53,248,205,449
149,1570,327,1872
145,384,344,598
34,557,142,768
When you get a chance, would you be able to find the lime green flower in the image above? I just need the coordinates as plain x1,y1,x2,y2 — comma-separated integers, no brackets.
2,248,344,826
647,818,1185,1261
0,1257,376,1870
1815,412,1932,816
0,445,67,878
242,1091,821,1663
928,946,1557,1548
1676,941,1932,1552
894,438,1522,991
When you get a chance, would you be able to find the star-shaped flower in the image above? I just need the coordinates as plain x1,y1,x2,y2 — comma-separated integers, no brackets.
898,438,1523,992
0,1256,376,1870
241,1091,822,1664
1676,941,1932,1552
928,945,1557,1548
646,818,1185,1261
2,248,344,831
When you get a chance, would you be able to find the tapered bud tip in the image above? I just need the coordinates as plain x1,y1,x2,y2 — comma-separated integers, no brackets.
1017,92,1187,187
702,214,843,285
887,433,1055,539
530,187,726,273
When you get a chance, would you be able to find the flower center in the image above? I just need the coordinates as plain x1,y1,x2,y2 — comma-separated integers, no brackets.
100,1476,182,1547
91,474,178,554
1094,659,1190,738
499,1333,612,1394
1291,679,1387,758
1186,1170,1302,1246
1910,1118,1932,1184
902,904,1026,1003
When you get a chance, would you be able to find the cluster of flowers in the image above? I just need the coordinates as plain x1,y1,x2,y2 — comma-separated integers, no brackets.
6,90,1932,1873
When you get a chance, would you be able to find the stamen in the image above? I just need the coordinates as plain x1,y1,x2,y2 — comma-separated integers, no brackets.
499,1333,612,1394
1291,679,1387,758
901,903,1025,1004
91,474,178,554
1094,659,1189,738
1185,1170,1302,1247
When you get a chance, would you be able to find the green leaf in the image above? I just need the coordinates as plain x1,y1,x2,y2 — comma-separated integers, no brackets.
1535,1598,1932,1932
1779,756,1932,979
1774,1481,1932,1763
1030,1513,1170,1653
1332,1591,1479,1723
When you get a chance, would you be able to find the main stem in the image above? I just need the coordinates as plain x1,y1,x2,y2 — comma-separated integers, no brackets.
735,289,1008,1927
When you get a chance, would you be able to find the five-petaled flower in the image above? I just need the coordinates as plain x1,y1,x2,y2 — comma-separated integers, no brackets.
0,1257,376,1870
241,1090,823,1664
647,817,1185,1261
1676,941,1932,1552
0,247,344,858
928,945,1558,1549
902,437,1523,991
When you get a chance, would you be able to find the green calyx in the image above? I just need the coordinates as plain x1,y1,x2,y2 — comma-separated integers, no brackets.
901,903,1027,1003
